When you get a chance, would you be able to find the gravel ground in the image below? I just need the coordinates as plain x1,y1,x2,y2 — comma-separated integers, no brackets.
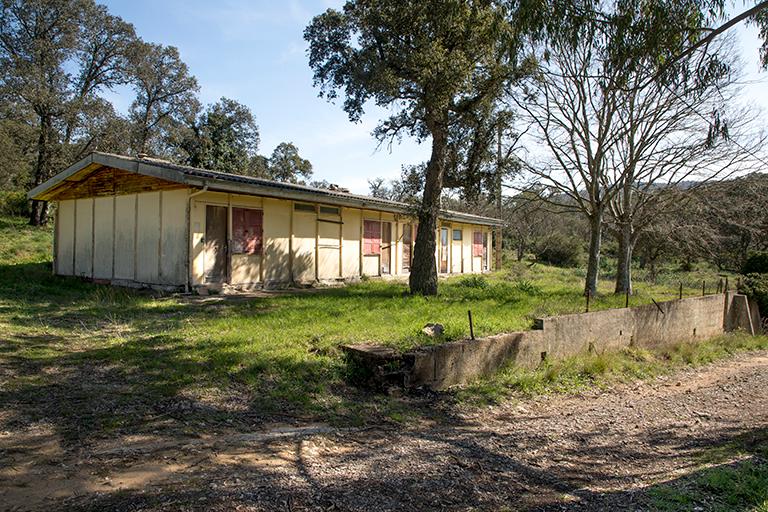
2,351,767,511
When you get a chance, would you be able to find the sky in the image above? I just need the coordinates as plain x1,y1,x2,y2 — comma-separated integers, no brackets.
101,0,767,194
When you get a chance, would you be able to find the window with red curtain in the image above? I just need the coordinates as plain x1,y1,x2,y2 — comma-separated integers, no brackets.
232,208,263,254
473,231,484,257
363,220,381,255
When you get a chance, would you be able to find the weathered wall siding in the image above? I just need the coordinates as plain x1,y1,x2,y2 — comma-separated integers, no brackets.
92,197,114,279
57,199,75,275
74,198,93,277
263,198,291,285
231,254,261,284
341,207,361,278
136,192,161,283
317,219,341,279
292,209,316,283
189,199,205,286
113,194,136,280
406,294,740,390
159,189,187,284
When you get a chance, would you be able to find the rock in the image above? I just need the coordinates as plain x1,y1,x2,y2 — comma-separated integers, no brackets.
422,323,444,337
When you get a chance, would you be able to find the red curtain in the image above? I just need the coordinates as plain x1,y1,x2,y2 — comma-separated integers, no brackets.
472,231,484,257
232,208,263,254
363,220,381,255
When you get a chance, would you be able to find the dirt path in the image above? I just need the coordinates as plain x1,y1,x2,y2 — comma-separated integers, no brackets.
2,351,767,511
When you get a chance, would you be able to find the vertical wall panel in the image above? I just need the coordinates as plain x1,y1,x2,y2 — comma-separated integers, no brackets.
114,194,136,280
263,198,291,284
56,200,75,276
74,198,94,277
92,197,114,279
136,192,161,283
160,189,188,284
292,209,316,283
341,208,361,278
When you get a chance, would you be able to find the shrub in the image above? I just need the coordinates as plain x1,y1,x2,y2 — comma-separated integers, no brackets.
740,273,768,319
514,279,542,296
742,252,768,275
533,232,582,267
454,275,488,289
0,191,29,217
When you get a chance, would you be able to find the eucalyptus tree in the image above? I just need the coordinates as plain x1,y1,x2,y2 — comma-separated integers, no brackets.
305,0,534,295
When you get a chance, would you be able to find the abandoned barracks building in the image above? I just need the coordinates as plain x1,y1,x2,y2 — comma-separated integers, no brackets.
28,152,501,291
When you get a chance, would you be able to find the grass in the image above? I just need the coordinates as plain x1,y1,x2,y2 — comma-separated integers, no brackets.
646,429,768,512
0,214,761,428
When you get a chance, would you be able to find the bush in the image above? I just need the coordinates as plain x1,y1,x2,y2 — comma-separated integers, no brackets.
454,275,488,289
0,191,29,217
740,273,768,319
742,252,768,275
533,232,582,267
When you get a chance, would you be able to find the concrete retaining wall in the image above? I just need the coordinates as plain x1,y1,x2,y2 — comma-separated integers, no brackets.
345,293,762,390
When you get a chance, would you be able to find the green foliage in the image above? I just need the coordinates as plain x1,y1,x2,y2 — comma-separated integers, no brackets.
265,142,313,184
649,459,768,512
743,252,768,275
533,232,582,267
0,191,29,216
454,275,488,289
179,97,260,174
741,273,768,320
1,216,760,423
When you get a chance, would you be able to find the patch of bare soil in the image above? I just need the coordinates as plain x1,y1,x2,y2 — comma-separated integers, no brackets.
1,351,767,511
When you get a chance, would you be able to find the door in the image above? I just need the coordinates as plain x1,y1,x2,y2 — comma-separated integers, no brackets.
381,221,392,274
451,228,463,273
439,227,449,273
483,232,489,270
402,223,412,272
204,205,228,283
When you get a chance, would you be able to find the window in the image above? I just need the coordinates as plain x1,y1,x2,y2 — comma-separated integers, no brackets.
363,220,381,255
294,202,316,213
473,231,484,257
232,208,263,254
319,205,340,216
452,229,463,241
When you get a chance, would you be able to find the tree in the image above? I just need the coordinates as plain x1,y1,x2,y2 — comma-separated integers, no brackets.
177,97,260,174
305,0,527,295
128,42,199,157
0,0,138,225
265,142,312,184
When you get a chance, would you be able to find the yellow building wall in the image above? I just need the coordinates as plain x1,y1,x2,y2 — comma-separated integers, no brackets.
159,189,188,284
55,190,188,287
113,194,136,280
292,208,316,284
74,198,93,277
341,207,361,278
56,200,75,276
263,198,291,285
93,196,114,279
136,192,161,283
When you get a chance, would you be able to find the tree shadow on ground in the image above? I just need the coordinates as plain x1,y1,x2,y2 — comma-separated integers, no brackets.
40,422,768,511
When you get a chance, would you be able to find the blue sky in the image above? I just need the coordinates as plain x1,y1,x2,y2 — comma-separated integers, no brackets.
102,0,766,194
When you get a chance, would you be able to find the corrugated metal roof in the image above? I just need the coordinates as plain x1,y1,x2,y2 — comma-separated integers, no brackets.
28,152,504,226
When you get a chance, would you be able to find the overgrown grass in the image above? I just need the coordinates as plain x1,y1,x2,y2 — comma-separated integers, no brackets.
646,428,768,512
0,214,757,427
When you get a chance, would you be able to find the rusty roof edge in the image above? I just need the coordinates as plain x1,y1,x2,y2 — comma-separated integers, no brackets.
29,151,504,227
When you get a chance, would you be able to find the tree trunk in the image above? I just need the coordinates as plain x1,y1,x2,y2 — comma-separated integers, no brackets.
614,220,633,294
409,122,447,296
29,113,52,226
585,211,603,296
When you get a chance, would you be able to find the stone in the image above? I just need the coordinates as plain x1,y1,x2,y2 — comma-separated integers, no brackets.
422,323,444,337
